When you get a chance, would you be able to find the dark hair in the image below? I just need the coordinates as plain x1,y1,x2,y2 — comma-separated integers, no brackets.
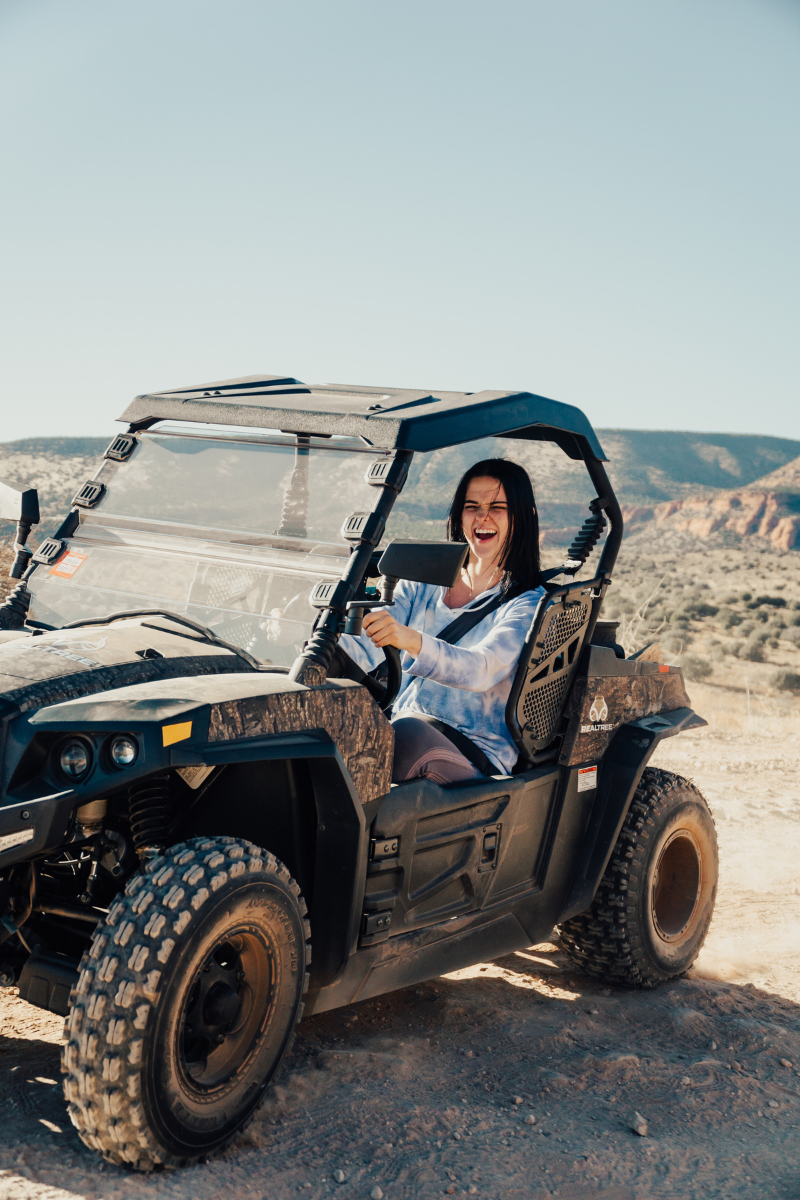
446,458,541,593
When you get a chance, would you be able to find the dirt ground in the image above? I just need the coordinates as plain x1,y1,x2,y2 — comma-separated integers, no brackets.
1,681,799,1200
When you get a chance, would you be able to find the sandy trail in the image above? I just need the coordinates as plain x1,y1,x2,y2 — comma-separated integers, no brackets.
1,682,799,1200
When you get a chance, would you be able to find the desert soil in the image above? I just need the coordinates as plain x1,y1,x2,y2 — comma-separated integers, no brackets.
1,681,798,1200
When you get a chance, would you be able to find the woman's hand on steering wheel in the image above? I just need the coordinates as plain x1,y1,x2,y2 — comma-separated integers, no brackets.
362,609,422,659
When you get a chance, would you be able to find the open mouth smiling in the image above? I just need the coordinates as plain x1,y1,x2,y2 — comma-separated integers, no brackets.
474,528,498,543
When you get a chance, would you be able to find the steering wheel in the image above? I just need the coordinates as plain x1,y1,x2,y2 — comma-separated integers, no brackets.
364,645,403,713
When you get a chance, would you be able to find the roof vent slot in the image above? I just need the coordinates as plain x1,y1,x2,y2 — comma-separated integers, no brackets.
104,434,137,462
32,538,65,565
72,481,106,509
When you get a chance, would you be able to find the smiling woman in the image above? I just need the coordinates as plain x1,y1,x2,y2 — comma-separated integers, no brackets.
340,458,544,779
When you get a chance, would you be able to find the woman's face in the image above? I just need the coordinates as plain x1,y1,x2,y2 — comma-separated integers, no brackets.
461,476,510,565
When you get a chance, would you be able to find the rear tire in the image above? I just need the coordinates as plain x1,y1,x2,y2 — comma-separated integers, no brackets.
559,767,718,988
62,836,310,1170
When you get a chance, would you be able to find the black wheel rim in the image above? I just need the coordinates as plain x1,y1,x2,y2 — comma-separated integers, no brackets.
178,929,274,1091
651,830,702,943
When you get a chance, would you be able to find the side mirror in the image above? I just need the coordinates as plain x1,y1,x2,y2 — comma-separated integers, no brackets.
377,540,468,589
0,481,39,525
0,480,40,579
342,541,470,639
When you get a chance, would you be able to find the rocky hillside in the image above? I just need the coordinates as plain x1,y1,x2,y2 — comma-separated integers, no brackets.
388,430,800,550
0,429,798,554
0,437,109,535
654,478,800,552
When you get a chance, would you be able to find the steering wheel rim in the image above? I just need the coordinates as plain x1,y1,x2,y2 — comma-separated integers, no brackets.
365,645,403,713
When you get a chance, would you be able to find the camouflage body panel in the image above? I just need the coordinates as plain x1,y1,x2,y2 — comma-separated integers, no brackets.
559,666,691,766
0,620,251,714
208,680,394,804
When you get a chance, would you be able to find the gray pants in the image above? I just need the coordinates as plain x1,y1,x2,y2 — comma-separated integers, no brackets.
391,716,481,785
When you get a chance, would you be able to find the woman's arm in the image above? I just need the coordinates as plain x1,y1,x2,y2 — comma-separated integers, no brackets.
360,608,421,657
336,579,417,672
405,590,543,693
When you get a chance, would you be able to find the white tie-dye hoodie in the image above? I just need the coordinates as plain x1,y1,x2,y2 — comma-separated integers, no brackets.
339,579,545,774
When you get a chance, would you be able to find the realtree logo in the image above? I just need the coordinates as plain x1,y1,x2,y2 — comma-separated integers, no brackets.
581,694,614,734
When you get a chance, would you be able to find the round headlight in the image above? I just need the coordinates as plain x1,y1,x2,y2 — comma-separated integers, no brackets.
110,735,138,768
60,740,92,779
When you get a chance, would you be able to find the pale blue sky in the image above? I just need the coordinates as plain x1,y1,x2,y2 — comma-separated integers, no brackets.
1,0,798,442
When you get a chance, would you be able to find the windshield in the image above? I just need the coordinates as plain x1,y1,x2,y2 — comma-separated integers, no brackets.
25,429,389,666
95,429,386,547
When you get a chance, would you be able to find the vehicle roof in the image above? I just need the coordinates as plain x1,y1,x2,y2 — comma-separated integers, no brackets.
118,374,607,460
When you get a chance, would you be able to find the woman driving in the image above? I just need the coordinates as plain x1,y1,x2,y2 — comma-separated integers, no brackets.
339,458,544,782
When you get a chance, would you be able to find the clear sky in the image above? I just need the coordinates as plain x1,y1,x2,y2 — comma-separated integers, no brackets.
1,0,798,443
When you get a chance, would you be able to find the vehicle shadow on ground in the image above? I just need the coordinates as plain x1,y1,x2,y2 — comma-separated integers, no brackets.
1,952,798,1200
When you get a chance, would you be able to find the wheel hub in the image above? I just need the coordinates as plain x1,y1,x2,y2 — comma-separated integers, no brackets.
183,941,247,1079
652,829,702,942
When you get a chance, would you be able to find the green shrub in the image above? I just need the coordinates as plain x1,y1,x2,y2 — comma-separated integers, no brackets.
684,601,719,619
739,636,767,662
750,595,787,609
717,606,742,629
772,669,800,693
680,655,713,681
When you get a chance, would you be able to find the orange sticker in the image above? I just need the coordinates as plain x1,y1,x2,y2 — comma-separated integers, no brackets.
658,664,670,673
50,551,88,579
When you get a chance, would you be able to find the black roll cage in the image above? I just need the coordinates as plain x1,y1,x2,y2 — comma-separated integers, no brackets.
288,432,623,692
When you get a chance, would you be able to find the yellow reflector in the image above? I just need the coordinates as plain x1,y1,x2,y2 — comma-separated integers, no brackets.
162,721,192,747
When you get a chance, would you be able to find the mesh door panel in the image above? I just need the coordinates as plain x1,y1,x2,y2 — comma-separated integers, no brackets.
515,599,591,751
521,672,571,739
206,565,261,607
538,603,589,661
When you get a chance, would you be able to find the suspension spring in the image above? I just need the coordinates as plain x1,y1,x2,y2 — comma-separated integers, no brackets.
128,774,171,861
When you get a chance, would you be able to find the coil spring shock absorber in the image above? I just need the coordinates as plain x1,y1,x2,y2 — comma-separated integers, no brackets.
128,774,171,861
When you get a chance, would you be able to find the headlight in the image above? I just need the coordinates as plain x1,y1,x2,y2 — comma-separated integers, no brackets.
59,739,92,780
109,735,138,768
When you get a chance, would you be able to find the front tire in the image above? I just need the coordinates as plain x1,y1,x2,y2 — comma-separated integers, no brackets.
62,837,310,1170
559,768,718,987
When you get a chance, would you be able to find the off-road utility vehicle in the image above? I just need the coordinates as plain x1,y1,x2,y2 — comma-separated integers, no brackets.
0,375,717,1170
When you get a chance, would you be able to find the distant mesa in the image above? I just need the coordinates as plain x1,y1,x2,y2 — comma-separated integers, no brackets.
579,433,800,552
651,471,800,552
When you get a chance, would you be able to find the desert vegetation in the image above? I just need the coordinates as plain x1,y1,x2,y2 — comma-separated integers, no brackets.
592,527,800,700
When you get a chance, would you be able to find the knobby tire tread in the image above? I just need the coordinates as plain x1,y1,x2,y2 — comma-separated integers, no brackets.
558,767,715,989
61,836,311,1171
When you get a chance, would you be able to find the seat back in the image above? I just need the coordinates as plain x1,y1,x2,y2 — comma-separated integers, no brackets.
506,587,593,762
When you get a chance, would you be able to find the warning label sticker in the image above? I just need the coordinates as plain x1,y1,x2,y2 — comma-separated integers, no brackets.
577,765,598,792
50,551,87,579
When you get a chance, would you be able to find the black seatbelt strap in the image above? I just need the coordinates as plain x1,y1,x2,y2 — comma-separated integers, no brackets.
435,583,524,647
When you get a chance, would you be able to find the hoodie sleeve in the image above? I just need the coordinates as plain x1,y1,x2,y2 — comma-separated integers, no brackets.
405,589,543,692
